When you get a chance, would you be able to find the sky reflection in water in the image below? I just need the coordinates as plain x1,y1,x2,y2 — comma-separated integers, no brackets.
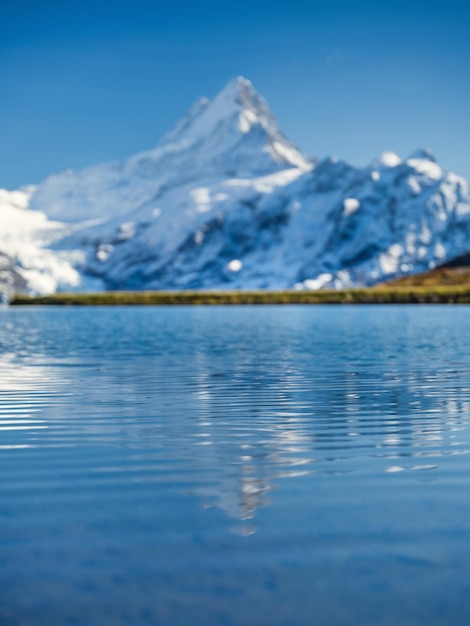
1,305,470,625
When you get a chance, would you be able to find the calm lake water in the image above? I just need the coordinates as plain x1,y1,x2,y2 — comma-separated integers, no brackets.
1,305,470,626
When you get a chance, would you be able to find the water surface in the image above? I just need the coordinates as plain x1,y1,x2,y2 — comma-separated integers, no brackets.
1,305,470,625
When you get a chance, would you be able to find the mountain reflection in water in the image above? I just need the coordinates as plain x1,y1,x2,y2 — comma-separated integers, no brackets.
1,305,470,626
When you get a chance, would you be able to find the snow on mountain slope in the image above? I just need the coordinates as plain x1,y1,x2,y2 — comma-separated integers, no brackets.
30,77,311,223
73,167,308,290
292,151,470,288
1,76,470,296
72,148,470,291
0,187,92,298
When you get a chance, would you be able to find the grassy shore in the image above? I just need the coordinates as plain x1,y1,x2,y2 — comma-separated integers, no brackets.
10,284,470,306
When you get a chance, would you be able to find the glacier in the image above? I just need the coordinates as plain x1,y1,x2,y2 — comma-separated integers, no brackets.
1,76,469,298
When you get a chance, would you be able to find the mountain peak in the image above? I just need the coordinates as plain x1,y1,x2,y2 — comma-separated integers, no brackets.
217,75,254,98
157,76,311,172
372,151,402,168
160,76,278,148
214,76,266,115
407,148,437,162
208,76,280,136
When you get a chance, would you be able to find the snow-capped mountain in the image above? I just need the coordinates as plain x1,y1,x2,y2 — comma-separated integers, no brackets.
30,77,311,223
1,76,469,298
290,149,470,289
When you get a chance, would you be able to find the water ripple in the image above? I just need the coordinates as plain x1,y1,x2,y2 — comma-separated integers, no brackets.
2,306,470,625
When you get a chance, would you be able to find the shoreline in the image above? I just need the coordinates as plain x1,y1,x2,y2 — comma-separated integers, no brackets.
10,285,470,306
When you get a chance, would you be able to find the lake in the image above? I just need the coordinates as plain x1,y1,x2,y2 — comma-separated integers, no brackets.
1,305,470,625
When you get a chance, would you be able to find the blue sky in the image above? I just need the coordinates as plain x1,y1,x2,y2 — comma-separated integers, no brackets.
1,0,469,188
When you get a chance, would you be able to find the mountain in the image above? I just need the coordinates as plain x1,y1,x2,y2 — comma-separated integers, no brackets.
0,77,469,298
289,150,470,289
30,77,311,223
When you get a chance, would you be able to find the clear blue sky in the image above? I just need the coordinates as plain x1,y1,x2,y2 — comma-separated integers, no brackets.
1,0,469,188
